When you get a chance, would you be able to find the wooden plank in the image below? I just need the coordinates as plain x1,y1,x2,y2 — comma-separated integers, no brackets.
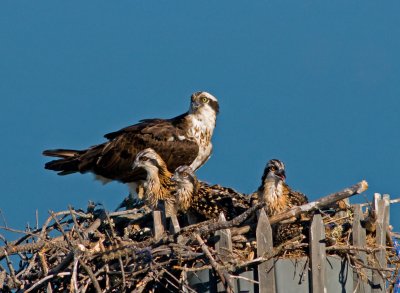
383,194,392,247
215,213,235,292
169,214,181,234
373,193,381,215
215,213,232,262
256,208,275,293
152,211,164,241
352,204,370,293
372,198,387,292
310,213,326,293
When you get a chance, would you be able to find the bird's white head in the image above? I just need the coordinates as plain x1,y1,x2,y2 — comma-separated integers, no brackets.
189,91,219,117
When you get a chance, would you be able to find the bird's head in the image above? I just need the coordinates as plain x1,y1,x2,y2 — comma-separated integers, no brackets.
189,91,219,116
261,159,286,183
132,148,167,174
171,165,197,188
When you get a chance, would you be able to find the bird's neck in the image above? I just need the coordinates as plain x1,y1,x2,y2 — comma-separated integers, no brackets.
175,183,195,212
143,166,173,207
186,106,217,140
185,108,217,170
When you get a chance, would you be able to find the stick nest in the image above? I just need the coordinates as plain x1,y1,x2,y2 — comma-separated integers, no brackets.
0,196,398,292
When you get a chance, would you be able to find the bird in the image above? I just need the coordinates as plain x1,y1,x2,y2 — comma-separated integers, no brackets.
171,165,249,221
42,91,219,196
256,159,308,245
131,148,177,217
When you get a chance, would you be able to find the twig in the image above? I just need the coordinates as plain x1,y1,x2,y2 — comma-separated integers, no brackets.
25,272,71,292
78,259,102,293
194,233,234,293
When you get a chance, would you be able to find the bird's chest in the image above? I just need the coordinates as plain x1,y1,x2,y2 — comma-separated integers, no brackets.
187,118,213,169
261,181,288,216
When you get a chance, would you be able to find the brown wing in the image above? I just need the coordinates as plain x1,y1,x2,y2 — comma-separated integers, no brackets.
44,117,199,182
283,183,308,208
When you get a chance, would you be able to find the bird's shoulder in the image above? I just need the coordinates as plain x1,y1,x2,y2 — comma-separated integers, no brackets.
104,113,188,141
283,183,308,207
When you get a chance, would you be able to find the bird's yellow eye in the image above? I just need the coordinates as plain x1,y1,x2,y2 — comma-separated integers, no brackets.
270,166,276,171
141,157,149,162
201,97,209,103
182,172,188,177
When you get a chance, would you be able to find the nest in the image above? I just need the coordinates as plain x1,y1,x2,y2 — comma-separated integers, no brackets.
0,183,399,292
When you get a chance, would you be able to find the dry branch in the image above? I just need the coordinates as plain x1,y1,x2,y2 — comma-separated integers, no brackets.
0,179,397,292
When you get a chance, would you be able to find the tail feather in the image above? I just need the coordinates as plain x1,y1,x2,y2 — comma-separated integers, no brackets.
44,158,80,175
42,149,82,158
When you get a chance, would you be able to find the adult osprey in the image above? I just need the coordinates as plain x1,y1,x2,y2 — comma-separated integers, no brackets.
172,165,249,221
43,91,219,188
256,159,308,244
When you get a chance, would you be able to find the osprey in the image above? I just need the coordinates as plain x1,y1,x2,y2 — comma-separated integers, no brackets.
43,91,219,188
171,165,249,221
256,159,308,244
131,148,176,217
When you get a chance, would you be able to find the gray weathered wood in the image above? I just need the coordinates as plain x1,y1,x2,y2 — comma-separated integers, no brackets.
372,197,387,292
215,213,232,262
310,213,326,293
373,193,381,216
352,204,370,293
215,213,235,292
152,211,164,241
169,214,181,234
256,208,276,293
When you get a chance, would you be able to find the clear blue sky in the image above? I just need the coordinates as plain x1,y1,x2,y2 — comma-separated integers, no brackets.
1,1,399,237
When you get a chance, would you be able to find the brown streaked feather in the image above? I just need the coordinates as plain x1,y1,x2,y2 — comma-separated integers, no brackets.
190,182,249,220
282,183,308,209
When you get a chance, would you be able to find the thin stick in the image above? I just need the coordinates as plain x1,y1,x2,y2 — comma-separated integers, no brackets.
25,272,71,292
194,233,234,293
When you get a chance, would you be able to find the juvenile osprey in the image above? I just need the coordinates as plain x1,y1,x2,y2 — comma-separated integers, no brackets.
131,148,176,217
257,159,308,244
43,92,219,188
172,165,249,220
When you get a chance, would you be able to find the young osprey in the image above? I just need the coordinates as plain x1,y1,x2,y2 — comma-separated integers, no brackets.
131,148,176,217
257,159,308,244
43,91,219,187
171,165,249,221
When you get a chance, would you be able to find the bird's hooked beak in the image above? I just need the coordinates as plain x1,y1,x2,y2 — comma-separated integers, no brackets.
276,169,286,181
132,160,141,172
191,100,201,110
171,174,178,182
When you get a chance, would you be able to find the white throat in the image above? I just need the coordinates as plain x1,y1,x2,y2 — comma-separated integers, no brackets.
175,183,194,211
141,167,162,204
260,178,283,205
187,105,217,170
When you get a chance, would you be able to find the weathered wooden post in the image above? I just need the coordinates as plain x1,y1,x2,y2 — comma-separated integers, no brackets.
215,213,236,292
256,209,276,293
153,201,167,241
352,204,371,293
372,194,388,292
310,213,326,293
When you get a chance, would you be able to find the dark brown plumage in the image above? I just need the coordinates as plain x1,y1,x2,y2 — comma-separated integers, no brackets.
257,159,308,245
172,165,249,221
43,92,219,188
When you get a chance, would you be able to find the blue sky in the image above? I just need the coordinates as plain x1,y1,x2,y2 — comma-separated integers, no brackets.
0,1,399,236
